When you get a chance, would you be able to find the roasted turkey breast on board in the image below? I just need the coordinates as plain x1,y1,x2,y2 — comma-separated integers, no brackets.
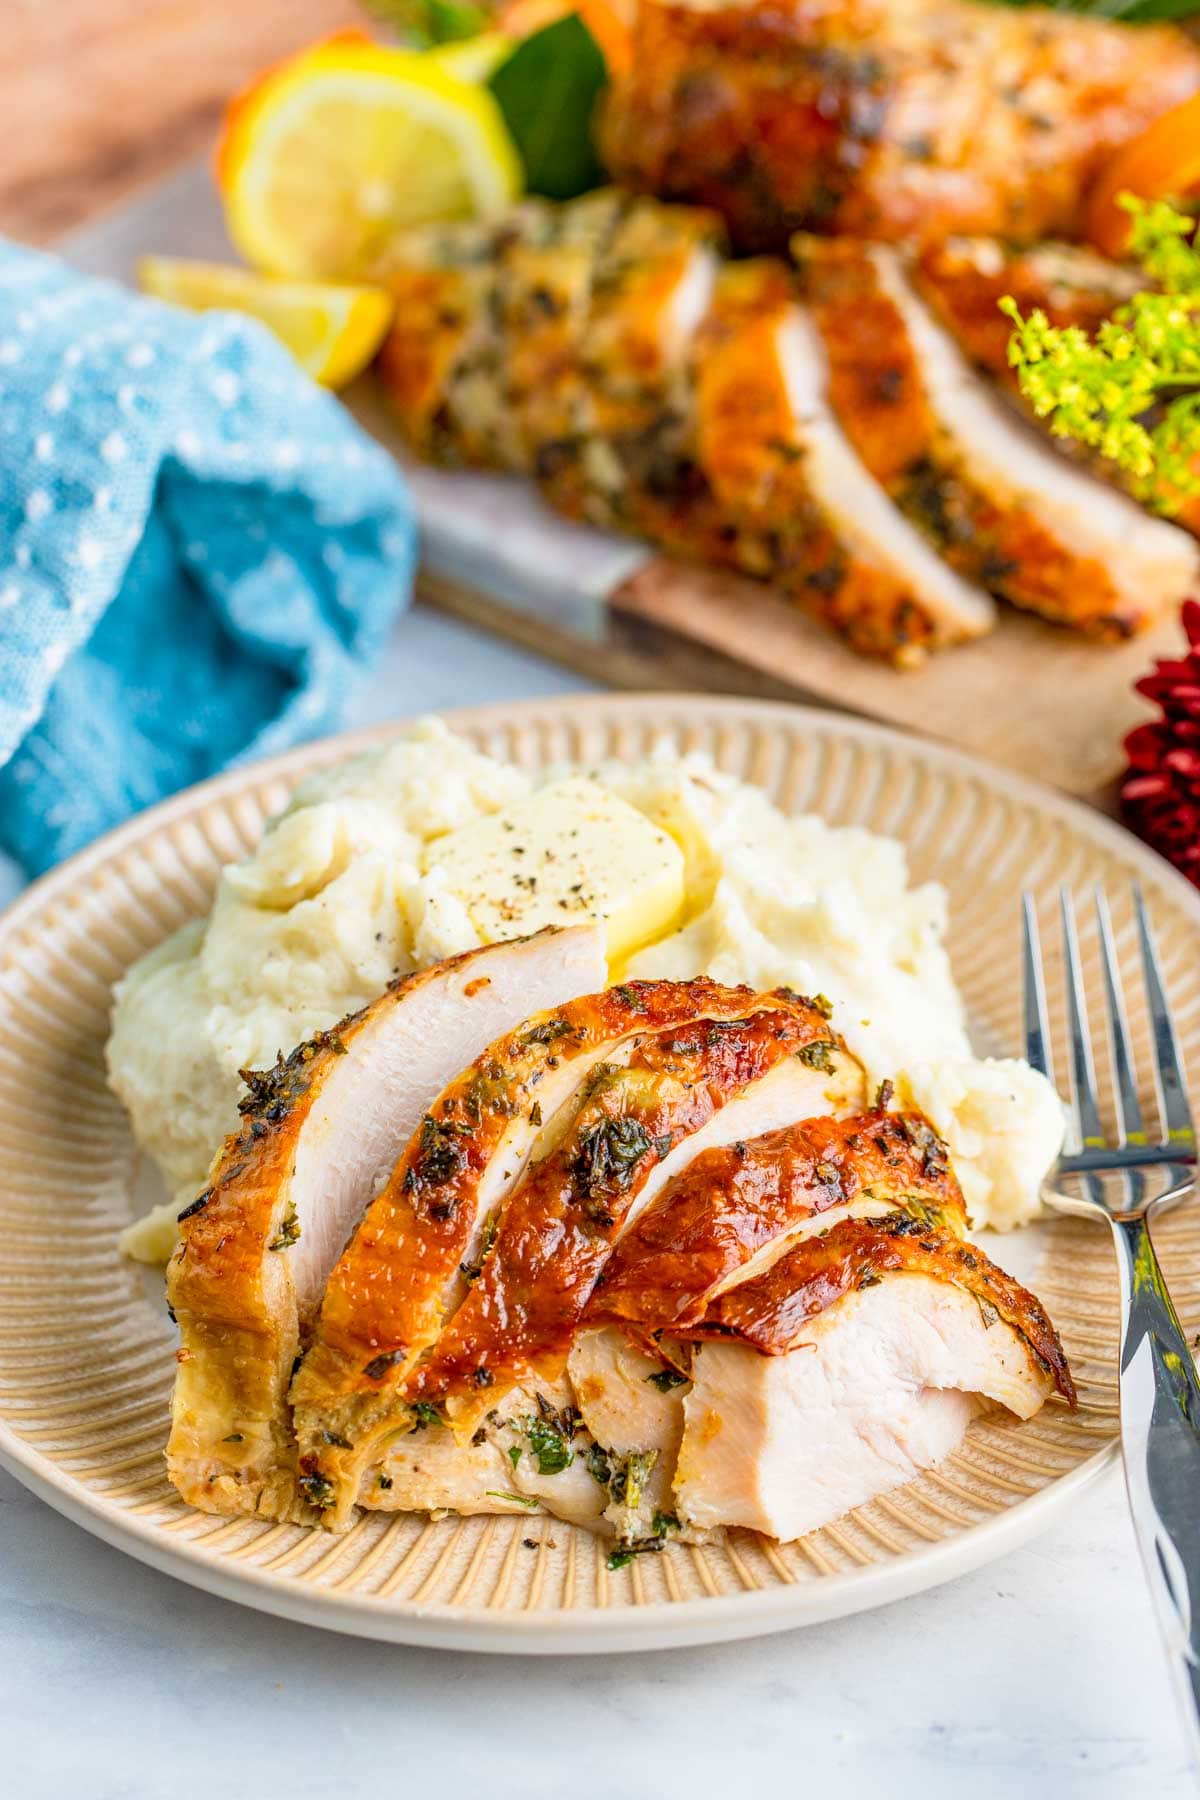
376,193,1198,659
598,0,1200,251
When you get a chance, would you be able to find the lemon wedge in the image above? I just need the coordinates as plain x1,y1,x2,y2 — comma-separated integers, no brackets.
217,32,524,281
136,256,394,389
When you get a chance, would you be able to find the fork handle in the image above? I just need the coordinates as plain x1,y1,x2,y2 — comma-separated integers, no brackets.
1112,1208,1200,1768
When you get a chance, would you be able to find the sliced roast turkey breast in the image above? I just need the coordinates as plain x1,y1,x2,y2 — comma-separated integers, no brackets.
165,923,606,1522
694,261,995,663
379,191,721,495
672,1212,1073,1541
798,238,1200,634
569,1109,970,1541
352,1115,1069,1552
678,1316,978,1542
536,198,724,531
297,987,860,1525
583,1108,964,1341
407,998,854,1421
356,1056,860,1523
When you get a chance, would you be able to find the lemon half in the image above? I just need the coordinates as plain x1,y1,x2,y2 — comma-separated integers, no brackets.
137,256,394,389
217,35,523,282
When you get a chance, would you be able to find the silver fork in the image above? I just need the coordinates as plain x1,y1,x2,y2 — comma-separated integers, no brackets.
1024,886,1200,1761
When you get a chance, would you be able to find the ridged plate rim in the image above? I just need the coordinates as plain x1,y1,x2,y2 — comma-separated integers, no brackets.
1,689,1193,1654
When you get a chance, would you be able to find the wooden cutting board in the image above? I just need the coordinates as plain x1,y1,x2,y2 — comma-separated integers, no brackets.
355,362,1176,806
57,157,1178,810
406,484,1177,807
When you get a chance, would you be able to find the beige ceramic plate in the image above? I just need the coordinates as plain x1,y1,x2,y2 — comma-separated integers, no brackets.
2,693,1198,1653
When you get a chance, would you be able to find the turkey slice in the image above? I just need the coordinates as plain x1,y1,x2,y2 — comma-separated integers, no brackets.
570,1108,967,1538
358,1056,863,1520
299,988,860,1525
673,1213,1074,1542
694,260,995,664
165,923,606,1522
799,237,1199,634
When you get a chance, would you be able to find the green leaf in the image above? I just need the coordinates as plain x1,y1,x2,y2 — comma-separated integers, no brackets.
361,0,494,45
983,0,1199,17
488,14,607,201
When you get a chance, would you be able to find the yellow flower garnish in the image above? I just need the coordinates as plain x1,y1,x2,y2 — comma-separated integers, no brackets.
1003,198,1200,516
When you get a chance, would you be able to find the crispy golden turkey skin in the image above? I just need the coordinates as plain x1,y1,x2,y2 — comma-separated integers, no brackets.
598,0,1200,251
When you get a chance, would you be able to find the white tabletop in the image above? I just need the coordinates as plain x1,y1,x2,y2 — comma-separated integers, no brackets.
1,606,1192,1799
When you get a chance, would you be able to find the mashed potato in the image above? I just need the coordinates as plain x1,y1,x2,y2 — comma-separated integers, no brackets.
108,720,1062,1262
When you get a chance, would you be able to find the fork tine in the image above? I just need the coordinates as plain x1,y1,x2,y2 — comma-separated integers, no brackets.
1133,883,1196,1148
1021,892,1054,1083
1060,887,1105,1152
1095,889,1144,1148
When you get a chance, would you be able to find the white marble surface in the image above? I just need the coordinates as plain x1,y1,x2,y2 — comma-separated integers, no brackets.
0,605,1193,1798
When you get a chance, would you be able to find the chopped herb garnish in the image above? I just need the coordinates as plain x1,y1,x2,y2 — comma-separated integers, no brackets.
606,1504,681,1570
362,1349,404,1381
607,1536,668,1571
298,1471,335,1510
268,1203,301,1252
518,1018,576,1048
460,1211,499,1284
177,1189,211,1224
571,1116,655,1206
795,1040,836,1072
586,1441,612,1489
524,1415,574,1475
410,1402,443,1430
405,1113,470,1194
485,1489,540,1510
645,1368,687,1392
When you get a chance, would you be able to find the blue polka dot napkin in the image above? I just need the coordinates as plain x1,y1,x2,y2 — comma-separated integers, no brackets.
0,238,416,877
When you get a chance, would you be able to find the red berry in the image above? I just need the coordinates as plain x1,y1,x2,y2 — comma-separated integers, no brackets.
1122,598,1200,887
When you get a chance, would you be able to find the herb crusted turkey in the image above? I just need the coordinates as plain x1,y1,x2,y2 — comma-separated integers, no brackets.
165,926,606,1521
166,950,1071,1553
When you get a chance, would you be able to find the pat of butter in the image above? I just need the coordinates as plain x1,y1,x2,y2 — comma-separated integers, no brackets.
423,777,685,965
